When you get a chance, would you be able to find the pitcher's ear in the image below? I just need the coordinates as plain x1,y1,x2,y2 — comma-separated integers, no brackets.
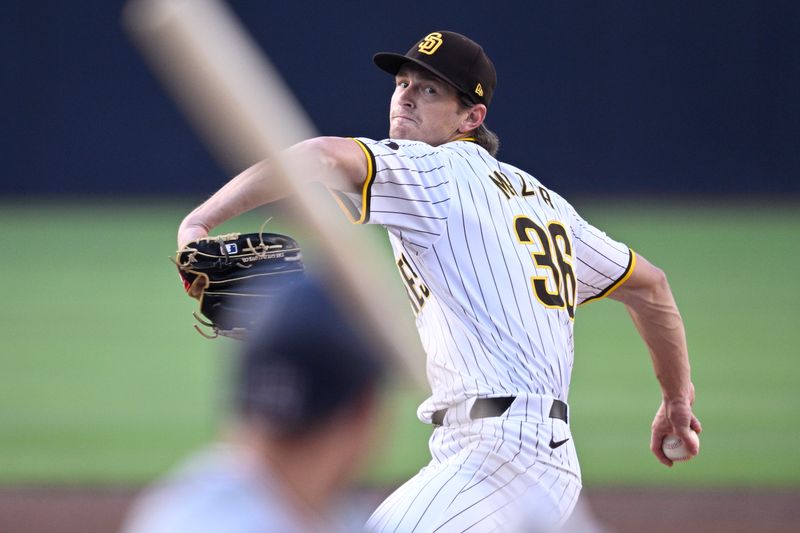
459,103,486,133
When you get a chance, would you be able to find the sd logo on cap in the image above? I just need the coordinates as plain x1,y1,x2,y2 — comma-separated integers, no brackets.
417,32,444,55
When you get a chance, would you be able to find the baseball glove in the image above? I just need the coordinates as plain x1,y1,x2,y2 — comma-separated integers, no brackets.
174,231,305,339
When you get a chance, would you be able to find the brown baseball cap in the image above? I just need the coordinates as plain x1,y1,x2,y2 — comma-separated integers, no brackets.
374,31,497,107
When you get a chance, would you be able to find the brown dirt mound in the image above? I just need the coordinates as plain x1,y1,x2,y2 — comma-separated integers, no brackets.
0,486,798,532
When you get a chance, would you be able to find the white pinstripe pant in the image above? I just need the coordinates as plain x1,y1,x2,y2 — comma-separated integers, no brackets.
366,395,582,533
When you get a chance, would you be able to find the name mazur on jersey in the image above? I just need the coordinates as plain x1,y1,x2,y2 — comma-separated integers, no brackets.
489,170,554,209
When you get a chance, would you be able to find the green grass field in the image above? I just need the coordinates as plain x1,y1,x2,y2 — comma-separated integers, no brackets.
0,200,798,487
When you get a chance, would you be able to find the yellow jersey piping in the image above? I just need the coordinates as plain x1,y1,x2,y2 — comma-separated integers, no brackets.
328,138,376,224
579,249,637,306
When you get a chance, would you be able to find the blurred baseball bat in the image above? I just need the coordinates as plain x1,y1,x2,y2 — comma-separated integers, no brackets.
123,0,425,386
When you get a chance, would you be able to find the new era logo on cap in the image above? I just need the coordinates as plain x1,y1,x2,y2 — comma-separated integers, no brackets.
373,30,497,107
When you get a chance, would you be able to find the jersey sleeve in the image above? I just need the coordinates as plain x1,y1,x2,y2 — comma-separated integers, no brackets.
569,208,635,305
330,137,453,253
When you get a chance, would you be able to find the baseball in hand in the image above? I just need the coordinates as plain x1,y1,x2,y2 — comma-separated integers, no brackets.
661,430,699,461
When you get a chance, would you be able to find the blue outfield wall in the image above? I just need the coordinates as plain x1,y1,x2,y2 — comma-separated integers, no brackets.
2,1,798,197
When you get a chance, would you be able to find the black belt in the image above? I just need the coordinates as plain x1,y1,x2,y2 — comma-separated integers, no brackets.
431,397,568,426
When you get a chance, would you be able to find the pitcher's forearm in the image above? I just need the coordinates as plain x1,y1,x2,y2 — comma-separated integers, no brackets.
626,296,693,403
611,255,693,402
177,159,290,247
177,137,369,248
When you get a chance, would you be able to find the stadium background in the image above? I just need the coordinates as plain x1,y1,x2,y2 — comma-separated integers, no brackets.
1,1,798,531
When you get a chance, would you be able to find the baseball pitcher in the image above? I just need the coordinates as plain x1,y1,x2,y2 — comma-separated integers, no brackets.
177,31,701,532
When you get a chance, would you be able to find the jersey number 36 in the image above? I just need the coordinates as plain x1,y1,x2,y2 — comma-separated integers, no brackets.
514,217,577,319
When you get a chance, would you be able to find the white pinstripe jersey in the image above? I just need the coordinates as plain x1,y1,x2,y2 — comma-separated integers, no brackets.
335,138,634,423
